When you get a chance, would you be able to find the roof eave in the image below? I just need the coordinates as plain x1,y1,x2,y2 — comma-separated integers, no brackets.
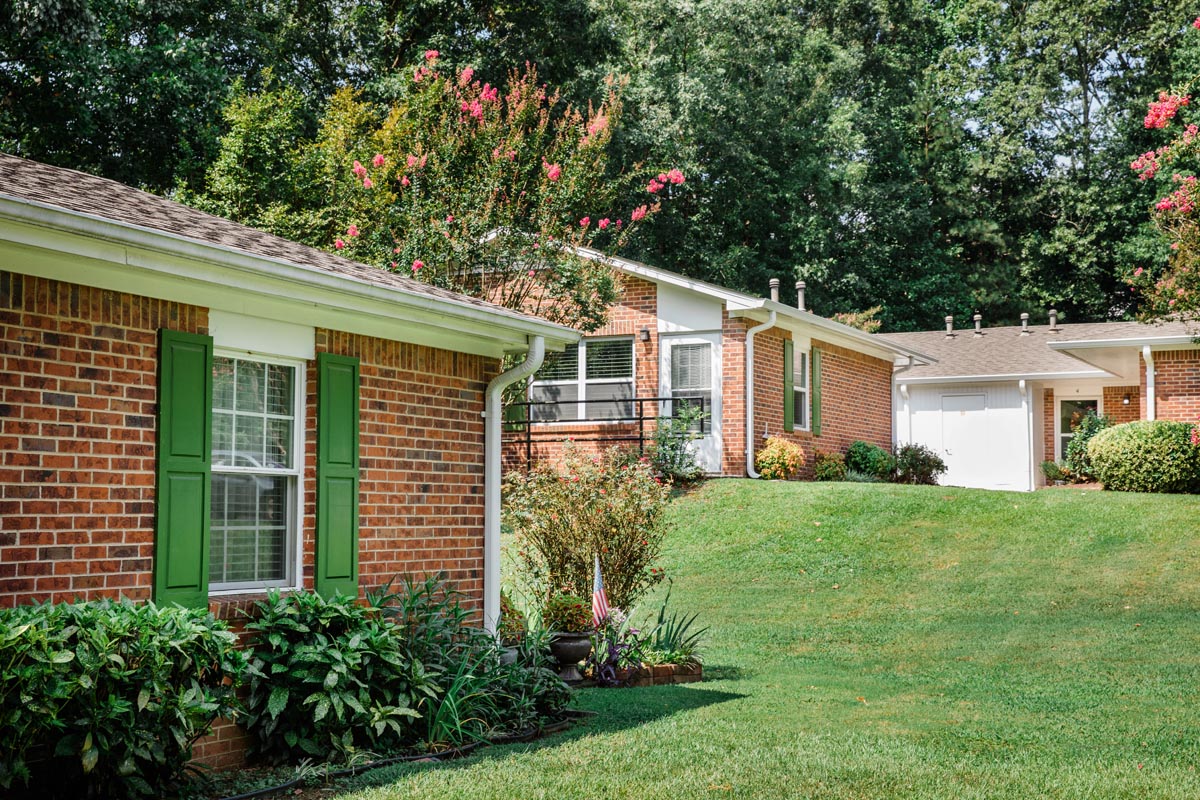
896,370,1114,385
0,194,579,355
1048,335,1200,350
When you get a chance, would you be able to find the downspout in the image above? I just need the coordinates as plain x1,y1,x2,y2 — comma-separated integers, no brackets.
745,311,778,478
1143,345,1156,421
1018,380,1032,491
483,336,545,635
894,356,915,446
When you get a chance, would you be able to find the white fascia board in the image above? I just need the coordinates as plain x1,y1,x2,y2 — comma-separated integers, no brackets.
897,370,1112,385
0,196,579,358
736,302,938,364
1048,336,1199,350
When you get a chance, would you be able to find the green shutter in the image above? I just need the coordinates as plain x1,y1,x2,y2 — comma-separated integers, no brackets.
811,348,823,437
316,353,360,598
155,329,213,608
783,338,795,432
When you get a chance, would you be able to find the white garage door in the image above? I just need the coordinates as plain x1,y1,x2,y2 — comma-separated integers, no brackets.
901,383,1032,491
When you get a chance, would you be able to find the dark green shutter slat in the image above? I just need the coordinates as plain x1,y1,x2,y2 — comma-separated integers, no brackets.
316,353,360,597
155,329,213,608
811,348,822,437
783,339,795,432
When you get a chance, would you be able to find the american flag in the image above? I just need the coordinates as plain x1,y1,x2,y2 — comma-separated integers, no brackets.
592,554,610,627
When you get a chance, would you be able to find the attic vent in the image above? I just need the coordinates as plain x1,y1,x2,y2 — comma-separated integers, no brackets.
945,315,955,338
1049,308,1059,331
769,278,780,302
973,313,983,336
796,281,807,312
1020,313,1030,335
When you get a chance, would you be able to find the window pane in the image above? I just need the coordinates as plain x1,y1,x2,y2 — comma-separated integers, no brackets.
793,389,808,429
535,345,579,381
585,339,633,380
210,474,289,586
234,415,265,464
670,390,710,432
671,344,712,390
1060,399,1097,436
795,351,808,390
266,418,293,468
213,357,235,411
530,383,579,421
212,412,233,461
267,364,293,415
235,360,266,412
586,381,634,419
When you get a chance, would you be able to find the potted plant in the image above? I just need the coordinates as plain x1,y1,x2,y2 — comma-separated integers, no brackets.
543,592,594,681
498,592,526,665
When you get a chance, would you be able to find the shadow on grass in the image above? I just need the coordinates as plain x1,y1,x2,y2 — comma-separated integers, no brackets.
330,683,745,794
701,664,752,681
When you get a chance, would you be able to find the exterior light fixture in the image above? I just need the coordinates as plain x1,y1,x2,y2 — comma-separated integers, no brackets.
1123,394,1131,405
638,327,651,342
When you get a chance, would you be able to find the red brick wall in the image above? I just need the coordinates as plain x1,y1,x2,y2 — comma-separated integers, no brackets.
502,273,658,471
0,272,205,607
1153,349,1200,422
741,331,892,478
1041,389,1055,464
1103,385,1140,425
720,313,748,476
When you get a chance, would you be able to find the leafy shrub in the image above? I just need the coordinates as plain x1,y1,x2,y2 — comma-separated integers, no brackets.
846,440,896,480
498,592,526,646
242,591,426,764
505,443,670,609
1041,460,1069,482
651,403,707,483
1088,420,1200,493
893,443,947,485
1064,410,1112,481
755,436,805,480
641,584,707,667
586,608,645,686
812,450,847,481
0,599,244,799
543,594,593,633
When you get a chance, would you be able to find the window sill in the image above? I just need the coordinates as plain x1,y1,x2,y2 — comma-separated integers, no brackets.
208,587,300,622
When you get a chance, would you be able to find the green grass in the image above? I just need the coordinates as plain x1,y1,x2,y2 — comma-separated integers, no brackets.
334,481,1200,799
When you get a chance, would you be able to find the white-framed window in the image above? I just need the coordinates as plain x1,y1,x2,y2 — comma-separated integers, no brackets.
669,341,713,431
1056,396,1100,461
209,353,304,593
793,347,810,430
530,338,635,421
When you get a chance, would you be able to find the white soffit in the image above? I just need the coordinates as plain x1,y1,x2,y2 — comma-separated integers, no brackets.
209,310,316,360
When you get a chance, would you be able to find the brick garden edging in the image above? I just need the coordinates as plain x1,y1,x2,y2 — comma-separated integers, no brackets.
624,663,702,687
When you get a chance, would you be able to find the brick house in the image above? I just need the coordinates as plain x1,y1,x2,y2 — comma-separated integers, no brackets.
887,313,1200,490
503,249,932,477
0,152,578,627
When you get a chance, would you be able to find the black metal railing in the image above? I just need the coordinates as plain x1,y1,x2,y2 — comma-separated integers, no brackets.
503,395,710,468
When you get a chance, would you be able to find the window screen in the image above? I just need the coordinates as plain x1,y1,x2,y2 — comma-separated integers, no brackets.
670,343,712,428
210,356,298,589
793,349,809,430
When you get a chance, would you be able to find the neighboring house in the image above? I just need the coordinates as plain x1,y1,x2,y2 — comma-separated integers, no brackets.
887,313,1200,491
502,250,932,476
0,153,576,636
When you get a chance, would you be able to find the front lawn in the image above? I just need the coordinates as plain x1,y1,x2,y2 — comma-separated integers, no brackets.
332,481,1200,799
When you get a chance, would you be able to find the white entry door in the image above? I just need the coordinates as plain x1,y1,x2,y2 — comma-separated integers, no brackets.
941,394,989,488
660,334,723,473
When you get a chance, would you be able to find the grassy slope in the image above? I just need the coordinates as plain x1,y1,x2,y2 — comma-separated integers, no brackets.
338,481,1200,799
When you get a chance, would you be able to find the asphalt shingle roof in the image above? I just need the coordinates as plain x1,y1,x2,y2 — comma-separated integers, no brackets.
0,152,551,327
884,319,1199,380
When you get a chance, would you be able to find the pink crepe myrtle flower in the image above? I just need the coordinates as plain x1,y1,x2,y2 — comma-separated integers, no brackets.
459,67,475,85
527,270,536,277
598,218,610,230
481,83,499,102
401,175,411,187
412,259,424,271
334,239,345,249
667,168,685,184
1145,92,1189,129
362,178,373,188
630,205,648,222
389,261,397,269
352,160,367,178
407,154,419,168
647,179,664,194
372,153,386,167
544,162,561,181
1193,16,1200,29
1134,267,1144,276
446,214,454,223
579,216,590,228
346,224,359,237
424,50,439,61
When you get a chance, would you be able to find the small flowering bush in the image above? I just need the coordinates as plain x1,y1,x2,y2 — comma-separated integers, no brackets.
1127,16,1200,321
755,436,805,480
504,443,670,610
1088,420,1200,493
812,450,847,481
586,608,645,686
498,591,527,646
320,56,685,332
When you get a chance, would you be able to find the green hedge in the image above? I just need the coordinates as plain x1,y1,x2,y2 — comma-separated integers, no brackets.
1087,420,1200,493
0,599,244,799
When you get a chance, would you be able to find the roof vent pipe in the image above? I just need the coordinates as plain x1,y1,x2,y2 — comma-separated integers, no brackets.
769,278,780,303
973,313,983,336
796,281,807,312
1020,313,1030,334
1049,308,1059,331
945,315,955,337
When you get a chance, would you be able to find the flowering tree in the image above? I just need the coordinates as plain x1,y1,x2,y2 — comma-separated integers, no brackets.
1129,18,1200,322
321,54,683,331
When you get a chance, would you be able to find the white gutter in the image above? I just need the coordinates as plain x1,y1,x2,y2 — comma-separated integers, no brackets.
1143,346,1156,421
899,370,1111,385
745,311,778,478
1049,335,1199,350
482,336,545,635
